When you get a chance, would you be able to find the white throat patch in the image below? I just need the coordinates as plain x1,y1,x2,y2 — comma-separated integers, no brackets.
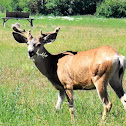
36,50,48,58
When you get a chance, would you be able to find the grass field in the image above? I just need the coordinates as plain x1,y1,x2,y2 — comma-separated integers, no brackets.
0,13,126,126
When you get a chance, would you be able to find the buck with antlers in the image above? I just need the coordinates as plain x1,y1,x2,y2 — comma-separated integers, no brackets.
12,23,126,123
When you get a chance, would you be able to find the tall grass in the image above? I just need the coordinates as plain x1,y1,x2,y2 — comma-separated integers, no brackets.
0,13,126,125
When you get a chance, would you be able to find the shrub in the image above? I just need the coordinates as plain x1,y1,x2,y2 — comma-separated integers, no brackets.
45,0,100,16
96,0,126,18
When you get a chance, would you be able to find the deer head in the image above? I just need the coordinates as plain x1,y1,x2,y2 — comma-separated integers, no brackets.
12,23,60,58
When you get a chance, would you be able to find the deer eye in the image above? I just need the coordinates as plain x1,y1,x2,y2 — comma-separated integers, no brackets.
37,43,41,47
33,44,36,47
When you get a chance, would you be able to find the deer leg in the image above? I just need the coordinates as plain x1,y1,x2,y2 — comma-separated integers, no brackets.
109,59,126,111
97,85,112,121
56,90,65,110
93,78,112,121
109,79,126,111
109,63,126,110
65,88,75,123
121,94,126,111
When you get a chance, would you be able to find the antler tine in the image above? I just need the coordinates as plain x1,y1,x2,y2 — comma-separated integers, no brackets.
28,29,31,34
40,30,42,35
12,23,25,33
39,30,43,37
55,27,60,33
24,29,33,40
12,26,25,33
12,23,33,40
36,30,43,42
44,27,60,35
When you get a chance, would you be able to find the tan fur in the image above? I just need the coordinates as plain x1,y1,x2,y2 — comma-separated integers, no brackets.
57,46,125,122
57,46,118,89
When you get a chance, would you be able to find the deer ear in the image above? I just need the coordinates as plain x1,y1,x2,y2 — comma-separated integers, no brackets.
12,32,28,43
44,33,57,44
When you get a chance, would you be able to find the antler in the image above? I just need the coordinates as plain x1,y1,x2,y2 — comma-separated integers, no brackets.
54,27,60,33
43,27,60,35
38,27,60,38
12,23,33,40
39,30,43,37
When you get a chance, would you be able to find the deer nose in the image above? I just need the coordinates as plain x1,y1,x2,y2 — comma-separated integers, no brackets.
28,51,35,57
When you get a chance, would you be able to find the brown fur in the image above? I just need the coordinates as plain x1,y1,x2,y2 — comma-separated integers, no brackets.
57,46,118,90
57,46,125,122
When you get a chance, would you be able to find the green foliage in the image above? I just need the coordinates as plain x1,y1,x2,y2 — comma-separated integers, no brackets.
45,0,71,15
0,0,100,16
96,0,126,18
28,0,46,14
18,0,30,12
0,0,29,12
0,0,12,12
46,0,100,16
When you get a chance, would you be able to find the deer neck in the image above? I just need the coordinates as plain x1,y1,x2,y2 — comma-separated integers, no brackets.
36,46,50,59
32,46,56,77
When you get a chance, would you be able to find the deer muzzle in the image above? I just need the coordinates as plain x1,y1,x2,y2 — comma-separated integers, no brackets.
28,51,36,58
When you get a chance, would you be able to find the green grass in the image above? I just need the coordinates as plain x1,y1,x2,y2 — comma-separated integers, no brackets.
0,13,126,125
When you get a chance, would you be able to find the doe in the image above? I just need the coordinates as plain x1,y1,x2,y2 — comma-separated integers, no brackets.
12,24,126,122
